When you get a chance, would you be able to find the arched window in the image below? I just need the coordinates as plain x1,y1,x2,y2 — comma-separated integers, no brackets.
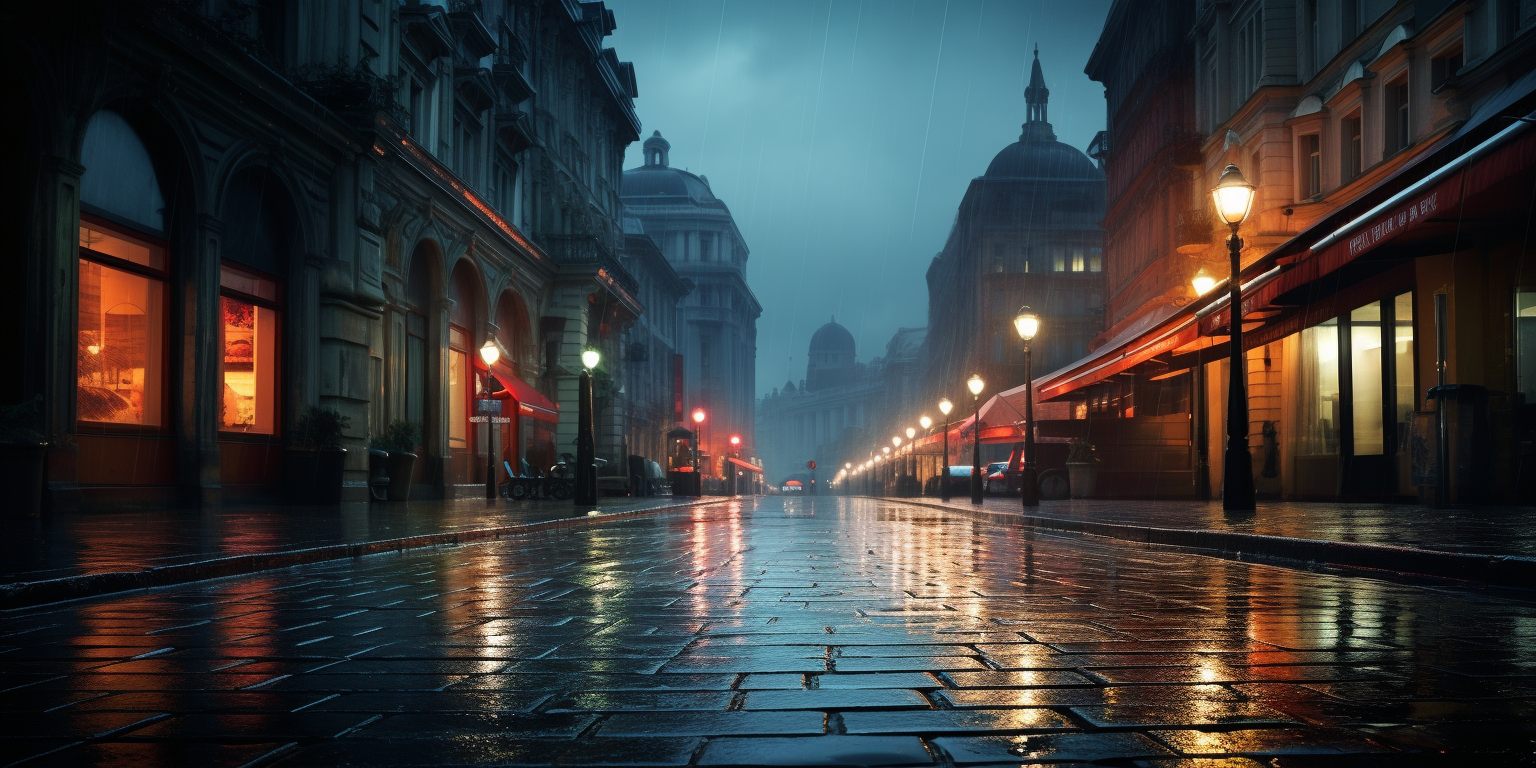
218,168,296,437
77,111,168,429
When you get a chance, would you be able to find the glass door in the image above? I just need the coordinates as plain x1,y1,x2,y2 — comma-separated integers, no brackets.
1340,293,1414,496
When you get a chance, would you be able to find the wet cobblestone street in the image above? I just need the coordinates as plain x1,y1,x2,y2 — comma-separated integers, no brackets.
3,496,1535,766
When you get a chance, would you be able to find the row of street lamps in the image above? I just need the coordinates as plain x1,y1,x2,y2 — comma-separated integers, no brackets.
839,164,1259,512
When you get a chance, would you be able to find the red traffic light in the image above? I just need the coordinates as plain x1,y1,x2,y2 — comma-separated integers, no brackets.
807,460,817,470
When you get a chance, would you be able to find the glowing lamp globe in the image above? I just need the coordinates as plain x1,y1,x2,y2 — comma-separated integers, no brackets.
1211,164,1256,226
967,374,985,397
905,427,916,440
479,340,500,366
920,416,932,430
938,398,953,417
1013,306,1040,341
581,348,601,370
692,408,706,424
1192,270,1217,296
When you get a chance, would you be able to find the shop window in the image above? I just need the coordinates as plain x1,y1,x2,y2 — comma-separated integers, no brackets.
1296,319,1340,456
1341,113,1362,182
1088,248,1103,272
220,265,281,435
449,326,469,449
1052,247,1066,272
1517,292,1536,403
1393,292,1415,435
77,221,166,427
1071,247,1085,272
1350,302,1385,455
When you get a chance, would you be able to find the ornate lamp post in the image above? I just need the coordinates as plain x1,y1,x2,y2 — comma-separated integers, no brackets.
479,341,502,501
918,416,933,494
905,426,916,494
967,374,985,504
844,462,852,496
575,347,601,506
690,407,706,495
728,435,741,495
1013,307,1041,507
1211,164,1258,512
938,398,953,501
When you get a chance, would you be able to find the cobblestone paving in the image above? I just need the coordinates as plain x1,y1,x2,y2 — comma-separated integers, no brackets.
2,497,691,584
953,496,1536,558
3,496,1535,766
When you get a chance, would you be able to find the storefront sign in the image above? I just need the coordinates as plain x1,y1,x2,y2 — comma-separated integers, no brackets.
1347,191,1439,257
476,398,502,415
469,416,512,424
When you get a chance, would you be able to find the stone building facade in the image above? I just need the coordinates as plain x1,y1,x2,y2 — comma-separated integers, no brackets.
1045,0,1536,503
620,132,760,480
618,216,691,470
921,52,1107,416
6,0,661,508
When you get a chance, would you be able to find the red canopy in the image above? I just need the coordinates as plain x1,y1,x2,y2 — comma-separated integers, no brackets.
727,457,764,473
480,357,559,422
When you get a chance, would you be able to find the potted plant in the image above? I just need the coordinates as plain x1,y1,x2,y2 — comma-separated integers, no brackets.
0,397,47,516
284,406,349,504
371,420,420,502
1066,438,1100,499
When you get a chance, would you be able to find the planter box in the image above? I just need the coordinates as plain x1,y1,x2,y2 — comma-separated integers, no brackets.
386,452,417,502
0,442,46,516
1067,462,1098,499
283,448,347,505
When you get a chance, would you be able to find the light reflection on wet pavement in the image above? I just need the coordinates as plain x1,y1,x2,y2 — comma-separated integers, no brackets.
3,496,1534,766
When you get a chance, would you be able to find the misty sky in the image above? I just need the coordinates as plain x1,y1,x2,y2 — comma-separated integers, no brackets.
605,0,1112,396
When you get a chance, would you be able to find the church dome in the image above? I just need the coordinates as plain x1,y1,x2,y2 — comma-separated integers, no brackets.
984,139,1101,180
983,49,1101,181
621,131,720,204
809,319,855,354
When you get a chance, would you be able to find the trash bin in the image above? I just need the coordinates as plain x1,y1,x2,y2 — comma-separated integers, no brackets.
1425,384,1490,505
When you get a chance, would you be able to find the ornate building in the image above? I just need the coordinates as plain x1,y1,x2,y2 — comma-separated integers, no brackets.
755,320,926,488
6,0,658,508
620,132,760,480
618,215,690,470
922,51,1107,413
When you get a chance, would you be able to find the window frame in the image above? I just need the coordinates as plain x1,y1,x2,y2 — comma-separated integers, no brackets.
218,261,284,439
76,213,172,436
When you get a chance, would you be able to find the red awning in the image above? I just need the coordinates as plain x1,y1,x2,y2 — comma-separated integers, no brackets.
727,457,764,473
1030,102,1536,400
485,359,559,423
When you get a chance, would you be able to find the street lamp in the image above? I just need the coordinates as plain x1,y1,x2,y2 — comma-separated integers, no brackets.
905,426,917,494
1014,306,1041,508
1211,163,1258,512
691,407,706,493
967,374,985,505
938,398,954,502
575,347,601,506
479,340,503,501
1191,269,1217,297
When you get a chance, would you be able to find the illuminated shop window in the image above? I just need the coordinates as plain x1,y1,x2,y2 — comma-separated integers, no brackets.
220,265,280,434
77,223,166,427
1071,247,1086,272
449,326,469,448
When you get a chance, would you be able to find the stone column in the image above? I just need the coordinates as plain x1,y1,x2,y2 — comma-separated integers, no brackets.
180,214,225,507
36,156,85,509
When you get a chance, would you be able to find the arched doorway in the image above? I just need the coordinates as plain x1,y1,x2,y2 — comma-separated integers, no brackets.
216,165,299,490
490,290,557,476
75,109,174,486
395,240,442,488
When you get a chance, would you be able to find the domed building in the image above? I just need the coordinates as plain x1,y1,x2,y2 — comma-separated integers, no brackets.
621,133,761,481
922,50,1106,416
756,319,926,489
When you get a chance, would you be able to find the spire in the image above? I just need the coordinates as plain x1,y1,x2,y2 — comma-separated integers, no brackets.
1025,46,1049,125
1020,47,1056,142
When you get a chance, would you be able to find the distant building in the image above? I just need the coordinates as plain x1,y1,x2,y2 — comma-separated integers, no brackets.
620,133,761,479
921,51,1107,419
755,320,928,488
619,216,692,471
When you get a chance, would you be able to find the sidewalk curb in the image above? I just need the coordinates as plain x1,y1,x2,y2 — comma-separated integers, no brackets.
0,499,730,611
857,496,1536,589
